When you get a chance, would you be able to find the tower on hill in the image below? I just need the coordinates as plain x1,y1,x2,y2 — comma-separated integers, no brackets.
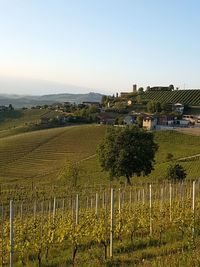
133,84,137,92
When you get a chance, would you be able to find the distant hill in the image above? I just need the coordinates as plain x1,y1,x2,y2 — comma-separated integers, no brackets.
0,92,104,108
144,89,200,106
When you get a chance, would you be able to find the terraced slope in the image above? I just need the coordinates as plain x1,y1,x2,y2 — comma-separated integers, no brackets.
0,125,106,182
0,124,200,185
144,89,200,105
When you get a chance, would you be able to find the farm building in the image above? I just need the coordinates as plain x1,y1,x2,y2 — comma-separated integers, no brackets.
97,114,115,125
143,116,157,130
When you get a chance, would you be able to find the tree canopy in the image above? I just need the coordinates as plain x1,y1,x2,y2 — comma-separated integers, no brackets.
167,163,187,181
97,126,158,185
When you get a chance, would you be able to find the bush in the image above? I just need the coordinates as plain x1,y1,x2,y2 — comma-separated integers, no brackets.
167,164,187,181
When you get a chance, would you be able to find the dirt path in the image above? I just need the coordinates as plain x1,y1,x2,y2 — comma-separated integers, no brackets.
177,153,200,162
79,154,97,162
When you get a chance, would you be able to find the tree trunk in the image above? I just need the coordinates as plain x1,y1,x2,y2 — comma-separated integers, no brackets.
72,244,78,266
37,249,42,267
126,175,132,186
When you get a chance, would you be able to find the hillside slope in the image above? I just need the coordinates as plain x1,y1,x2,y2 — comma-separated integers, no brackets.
0,125,106,183
144,89,200,105
0,125,200,186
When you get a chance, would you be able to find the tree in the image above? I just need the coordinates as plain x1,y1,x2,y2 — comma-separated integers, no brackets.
138,87,144,93
97,126,158,185
9,104,14,110
60,162,82,187
167,163,186,181
136,115,143,127
169,84,174,91
166,153,174,161
147,101,162,113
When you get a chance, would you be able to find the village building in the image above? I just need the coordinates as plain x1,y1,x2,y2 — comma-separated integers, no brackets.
143,116,157,130
97,113,115,125
172,103,184,114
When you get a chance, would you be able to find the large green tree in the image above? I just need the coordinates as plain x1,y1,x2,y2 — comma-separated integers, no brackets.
97,126,158,185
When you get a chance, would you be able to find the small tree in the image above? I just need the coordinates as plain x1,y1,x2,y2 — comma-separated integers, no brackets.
166,153,174,162
167,164,187,181
60,162,82,187
97,126,158,185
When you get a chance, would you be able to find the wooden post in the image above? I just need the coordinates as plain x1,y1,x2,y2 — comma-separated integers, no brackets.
20,203,23,220
49,200,51,218
102,191,105,209
71,198,74,221
169,183,172,222
160,187,163,211
118,189,121,213
1,204,4,266
192,180,196,241
142,188,145,205
41,201,44,215
90,197,93,209
53,197,56,223
76,194,79,225
110,188,114,258
129,189,132,205
149,184,152,236
10,200,14,267
95,193,99,217
105,191,108,214
33,201,36,222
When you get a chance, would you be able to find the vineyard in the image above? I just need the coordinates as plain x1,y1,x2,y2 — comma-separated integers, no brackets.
0,125,200,265
1,181,200,266
0,126,200,186
0,125,106,184
144,89,200,105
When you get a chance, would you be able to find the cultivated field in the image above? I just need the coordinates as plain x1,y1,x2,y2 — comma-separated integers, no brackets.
0,123,200,266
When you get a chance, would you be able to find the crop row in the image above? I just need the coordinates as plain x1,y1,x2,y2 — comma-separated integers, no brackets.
144,90,200,105
0,182,199,266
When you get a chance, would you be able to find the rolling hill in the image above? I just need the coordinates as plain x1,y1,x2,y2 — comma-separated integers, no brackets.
0,92,104,108
0,124,200,187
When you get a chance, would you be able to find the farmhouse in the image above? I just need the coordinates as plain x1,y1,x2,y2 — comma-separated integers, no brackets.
143,115,157,130
98,113,115,125
157,114,176,125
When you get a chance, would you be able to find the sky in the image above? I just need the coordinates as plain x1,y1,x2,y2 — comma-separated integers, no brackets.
0,0,200,95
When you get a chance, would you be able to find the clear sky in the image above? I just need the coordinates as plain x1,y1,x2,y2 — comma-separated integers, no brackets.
0,0,200,95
